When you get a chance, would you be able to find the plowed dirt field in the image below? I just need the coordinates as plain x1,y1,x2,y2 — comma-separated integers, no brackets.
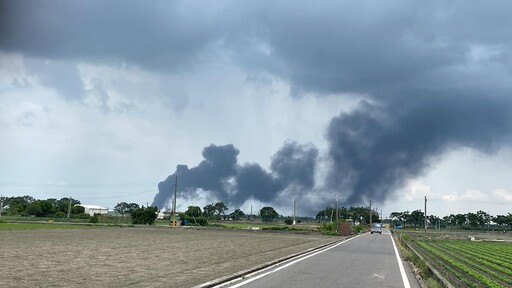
0,227,337,287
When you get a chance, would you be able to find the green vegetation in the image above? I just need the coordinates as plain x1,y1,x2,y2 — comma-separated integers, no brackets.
406,238,512,287
316,206,379,224
182,216,208,226
131,206,158,225
260,206,279,222
0,222,104,230
390,210,512,231
114,202,140,216
0,195,85,218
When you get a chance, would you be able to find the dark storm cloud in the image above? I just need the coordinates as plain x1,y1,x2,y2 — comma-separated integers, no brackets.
3,1,511,94
0,0,223,70
152,142,318,209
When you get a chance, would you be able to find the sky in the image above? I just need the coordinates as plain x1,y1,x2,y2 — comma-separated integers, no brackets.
1,1,512,218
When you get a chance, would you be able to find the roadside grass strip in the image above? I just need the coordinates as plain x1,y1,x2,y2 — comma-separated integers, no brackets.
0,223,100,230
426,241,512,286
417,241,503,288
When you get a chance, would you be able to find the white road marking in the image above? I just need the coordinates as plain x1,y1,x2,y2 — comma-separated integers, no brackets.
224,234,362,288
389,232,411,288
372,273,385,279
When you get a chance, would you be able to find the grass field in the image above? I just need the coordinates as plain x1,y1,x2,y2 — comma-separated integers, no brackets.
0,226,338,287
0,222,103,230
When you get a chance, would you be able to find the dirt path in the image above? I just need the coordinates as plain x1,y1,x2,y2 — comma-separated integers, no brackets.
0,227,337,287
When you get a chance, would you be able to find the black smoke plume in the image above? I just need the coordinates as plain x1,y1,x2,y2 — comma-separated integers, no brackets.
326,92,512,205
152,142,318,209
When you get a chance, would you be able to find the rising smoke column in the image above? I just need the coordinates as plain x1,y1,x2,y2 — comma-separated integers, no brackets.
326,92,512,205
152,141,318,209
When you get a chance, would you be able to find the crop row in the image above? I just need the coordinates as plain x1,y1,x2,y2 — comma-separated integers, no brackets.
416,241,503,288
451,241,512,263
426,241,512,285
436,241,512,276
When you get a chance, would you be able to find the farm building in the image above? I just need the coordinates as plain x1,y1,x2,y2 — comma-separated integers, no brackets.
79,204,109,216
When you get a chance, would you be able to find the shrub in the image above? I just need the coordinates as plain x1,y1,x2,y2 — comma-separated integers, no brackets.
320,222,338,235
353,224,365,234
54,211,67,218
89,214,99,223
131,206,158,225
74,213,92,219
284,218,294,225
182,216,208,226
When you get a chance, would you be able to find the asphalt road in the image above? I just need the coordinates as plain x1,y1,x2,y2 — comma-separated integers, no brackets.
220,229,419,288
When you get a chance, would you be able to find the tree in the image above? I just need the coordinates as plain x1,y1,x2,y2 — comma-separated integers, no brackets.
115,202,130,215
114,202,139,216
24,202,42,216
38,199,57,216
5,195,35,215
214,202,228,216
72,205,85,214
476,210,491,227
260,206,278,223
229,208,245,221
409,210,424,228
493,215,508,229
467,212,479,228
56,197,80,214
454,214,466,228
131,206,158,225
185,206,202,218
203,204,216,218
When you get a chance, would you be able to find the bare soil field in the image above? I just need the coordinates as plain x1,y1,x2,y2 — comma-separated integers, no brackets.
0,227,338,287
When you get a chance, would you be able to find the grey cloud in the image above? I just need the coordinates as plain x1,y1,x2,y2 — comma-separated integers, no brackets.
0,0,224,71
25,58,85,99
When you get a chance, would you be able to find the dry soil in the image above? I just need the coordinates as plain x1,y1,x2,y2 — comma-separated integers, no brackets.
0,227,337,287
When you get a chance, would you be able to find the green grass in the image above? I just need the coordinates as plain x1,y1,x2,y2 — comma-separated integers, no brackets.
216,222,282,229
0,222,108,230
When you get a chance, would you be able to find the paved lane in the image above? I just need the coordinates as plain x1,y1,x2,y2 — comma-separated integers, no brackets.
221,229,419,288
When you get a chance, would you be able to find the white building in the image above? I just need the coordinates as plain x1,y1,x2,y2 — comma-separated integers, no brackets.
80,204,109,216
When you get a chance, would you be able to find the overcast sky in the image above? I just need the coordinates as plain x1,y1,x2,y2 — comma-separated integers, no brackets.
1,1,512,217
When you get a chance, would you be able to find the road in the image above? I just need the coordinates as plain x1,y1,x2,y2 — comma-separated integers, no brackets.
219,229,419,288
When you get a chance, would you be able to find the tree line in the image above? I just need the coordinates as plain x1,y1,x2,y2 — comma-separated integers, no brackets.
0,195,87,218
390,210,512,230
183,202,279,223
315,206,380,224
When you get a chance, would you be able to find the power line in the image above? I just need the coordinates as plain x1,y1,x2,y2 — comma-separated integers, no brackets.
74,189,157,200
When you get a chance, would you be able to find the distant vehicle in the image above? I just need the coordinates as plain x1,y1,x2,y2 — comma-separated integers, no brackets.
371,223,382,234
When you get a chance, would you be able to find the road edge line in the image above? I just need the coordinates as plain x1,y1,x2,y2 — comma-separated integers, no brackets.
218,234,362,288
390,232,412,288
194,234,359,288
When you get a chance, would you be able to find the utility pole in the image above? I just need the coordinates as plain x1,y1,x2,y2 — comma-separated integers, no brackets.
293,200,296,225
250,205,253,222
0,194,3,217
67,197,72,221
424,196,427,237
369,200,372,226
336,195,339,224
171,175,178,227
